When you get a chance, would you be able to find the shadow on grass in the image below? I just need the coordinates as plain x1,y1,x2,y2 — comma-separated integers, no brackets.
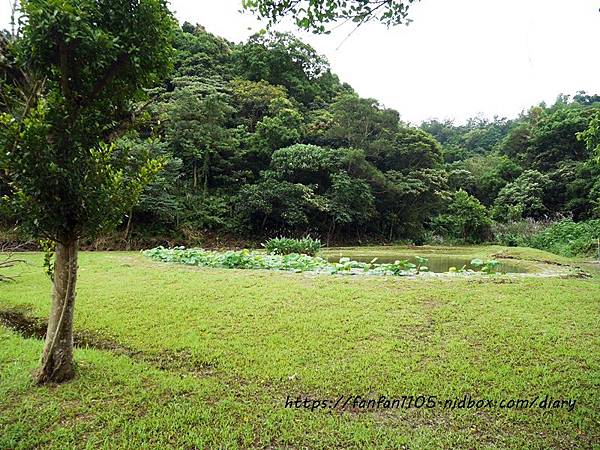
0,307,217,375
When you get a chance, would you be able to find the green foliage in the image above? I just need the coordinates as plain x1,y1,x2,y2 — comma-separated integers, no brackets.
5,15,599,248
144,246,330,272
529,219,600,257
0,0,175,243
144,247,506,277
271,144,333,177
251,99,304,152
120,137,183,227
379,168,449,240
414,255,429,273
39,239,55,281
493,218,600,257
447,259,500,274
422,117,511,157
434,190,492,243
327,171,375,226
493,170,551,221
235,178,320,232
453,155,521,205
233,32,335,105
164,87,237,193
578,110,600,159
231,79,289,129
492,218,552,248
175,23,232,81
470,258,501,274
325,94,399,152
428,98,599,227
373,126,443,172
179,194,232,231
525,105,592,171
263,236,322,256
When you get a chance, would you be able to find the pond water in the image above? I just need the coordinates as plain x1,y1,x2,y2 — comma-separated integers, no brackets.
325,254,528,274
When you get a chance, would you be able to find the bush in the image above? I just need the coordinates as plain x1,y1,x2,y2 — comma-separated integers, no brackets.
433,190,492,244
529,219,600,257
492,218,553,247
262,236,322,256
492,170,550,221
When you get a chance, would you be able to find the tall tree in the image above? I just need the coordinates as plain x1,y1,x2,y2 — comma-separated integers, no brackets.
165,87,236,194
233,32,336,106
0,0,175,384
579,110,600,158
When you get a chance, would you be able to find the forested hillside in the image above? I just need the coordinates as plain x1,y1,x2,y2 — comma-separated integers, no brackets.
4,23,600,248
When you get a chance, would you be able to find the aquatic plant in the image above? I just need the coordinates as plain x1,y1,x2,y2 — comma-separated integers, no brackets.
470,259,501,274
144,248,502,277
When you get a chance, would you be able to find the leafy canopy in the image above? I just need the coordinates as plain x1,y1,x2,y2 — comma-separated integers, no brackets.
0,0,176,242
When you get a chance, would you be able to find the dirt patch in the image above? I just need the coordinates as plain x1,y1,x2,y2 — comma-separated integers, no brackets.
0,307,216,376
491,252,569,266
491,252,593,278
0,307,47,339
0,306,137,352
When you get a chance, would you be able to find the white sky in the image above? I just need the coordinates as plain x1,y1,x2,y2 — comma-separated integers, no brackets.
2,0,600,124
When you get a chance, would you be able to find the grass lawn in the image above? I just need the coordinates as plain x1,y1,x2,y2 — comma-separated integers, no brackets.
0,246,599,449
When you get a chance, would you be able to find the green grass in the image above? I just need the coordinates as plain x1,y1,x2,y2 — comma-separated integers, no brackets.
1,246,599,449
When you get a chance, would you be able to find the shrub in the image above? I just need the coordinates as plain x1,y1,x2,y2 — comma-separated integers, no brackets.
433,190,492,243
492,218,553,247
529,219,600,257
263,236,322,256
143,247,329,272
492,170,550,221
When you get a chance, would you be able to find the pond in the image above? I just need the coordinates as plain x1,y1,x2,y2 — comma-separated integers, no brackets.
325,254,528,274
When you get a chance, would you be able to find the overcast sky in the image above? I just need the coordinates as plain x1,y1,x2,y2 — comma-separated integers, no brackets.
2,0,599,124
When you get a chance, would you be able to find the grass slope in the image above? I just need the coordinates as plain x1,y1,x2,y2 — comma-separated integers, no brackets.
0,247,599,449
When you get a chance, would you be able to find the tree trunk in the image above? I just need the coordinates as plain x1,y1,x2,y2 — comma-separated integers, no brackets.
35,240,78,384
124,210,133,250
202,149,210,199
193,162,198,190
326,220,335,247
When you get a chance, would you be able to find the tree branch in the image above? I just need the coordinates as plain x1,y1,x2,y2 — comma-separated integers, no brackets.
58,41,72,101
104,95,158,143
78,53,129,110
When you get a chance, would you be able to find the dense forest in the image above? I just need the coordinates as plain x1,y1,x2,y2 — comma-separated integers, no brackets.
3,23,600,250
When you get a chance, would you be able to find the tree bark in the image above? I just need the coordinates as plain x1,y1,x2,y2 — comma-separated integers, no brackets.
203,169,209,198
202,149,210,198
124,209,133,250
326,220,335,247
35,240,78,384
193,162,198,190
